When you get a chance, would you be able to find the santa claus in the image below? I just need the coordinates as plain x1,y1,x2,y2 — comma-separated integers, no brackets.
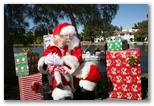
38,22,101,100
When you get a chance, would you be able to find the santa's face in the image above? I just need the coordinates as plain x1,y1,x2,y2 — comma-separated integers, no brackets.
64,34,74,43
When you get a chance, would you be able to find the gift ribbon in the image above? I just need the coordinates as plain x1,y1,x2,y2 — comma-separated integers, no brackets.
126,56,140,66
20,48,33,53
31,81,40,93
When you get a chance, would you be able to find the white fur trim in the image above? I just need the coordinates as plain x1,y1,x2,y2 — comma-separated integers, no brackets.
52,85,73,100
37,57,48,74
62,55,79,74
60,25,76,35
79,80,96,91
73,62,94,79
67,36,80,50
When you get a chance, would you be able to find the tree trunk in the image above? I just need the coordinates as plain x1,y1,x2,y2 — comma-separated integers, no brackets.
66,5,79,35
4,8,17,83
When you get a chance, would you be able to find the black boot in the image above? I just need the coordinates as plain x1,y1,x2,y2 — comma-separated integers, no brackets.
59,96,72,100
81,89,95,100
73,86,95,100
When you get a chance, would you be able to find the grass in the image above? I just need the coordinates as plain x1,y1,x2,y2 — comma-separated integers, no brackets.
141,73,148,78
4,73,148,100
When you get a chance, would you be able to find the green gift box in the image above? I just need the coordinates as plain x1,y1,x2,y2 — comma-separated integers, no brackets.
107,39,128,50
14,52,39,76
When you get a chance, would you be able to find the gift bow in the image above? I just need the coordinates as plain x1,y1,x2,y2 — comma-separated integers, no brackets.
21,48,33,53
126,56,140,66
31,81,40,93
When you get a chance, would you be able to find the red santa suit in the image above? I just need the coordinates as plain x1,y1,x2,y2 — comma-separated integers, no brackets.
38,22,101,100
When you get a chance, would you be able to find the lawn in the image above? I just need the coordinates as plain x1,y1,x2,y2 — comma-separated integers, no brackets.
4,72,148,100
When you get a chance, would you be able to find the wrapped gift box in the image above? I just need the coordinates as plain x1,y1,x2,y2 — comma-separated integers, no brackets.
106,49,142,100
18,73,44,100
14,52,39,76
107,39,128,50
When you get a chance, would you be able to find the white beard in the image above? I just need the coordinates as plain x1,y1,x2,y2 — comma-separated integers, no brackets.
66,40,71,45
66,36,80,50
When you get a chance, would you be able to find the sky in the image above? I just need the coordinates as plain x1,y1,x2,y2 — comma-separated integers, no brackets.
59,4,148,33
111,4,148,30
27,4,148,33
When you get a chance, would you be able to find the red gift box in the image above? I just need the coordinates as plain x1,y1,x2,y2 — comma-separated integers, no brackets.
18,73,44,100
106,49,142,100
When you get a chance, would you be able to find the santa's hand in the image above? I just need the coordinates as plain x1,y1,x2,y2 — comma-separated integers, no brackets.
44,53,55,65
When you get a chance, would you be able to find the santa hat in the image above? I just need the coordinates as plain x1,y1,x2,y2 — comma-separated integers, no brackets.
53,22,76,35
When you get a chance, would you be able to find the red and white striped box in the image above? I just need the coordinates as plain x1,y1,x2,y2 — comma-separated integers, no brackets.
106,49,142,100
18,73,44,100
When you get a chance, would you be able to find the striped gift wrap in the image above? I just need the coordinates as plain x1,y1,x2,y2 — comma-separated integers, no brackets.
18,73,44,100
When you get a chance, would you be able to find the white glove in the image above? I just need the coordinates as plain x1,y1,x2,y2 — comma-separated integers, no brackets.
44,53,55,65
52,53,63,65
44,53,63,65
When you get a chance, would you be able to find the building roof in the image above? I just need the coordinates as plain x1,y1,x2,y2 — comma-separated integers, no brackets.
112,31,128,35
112,29,138,36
